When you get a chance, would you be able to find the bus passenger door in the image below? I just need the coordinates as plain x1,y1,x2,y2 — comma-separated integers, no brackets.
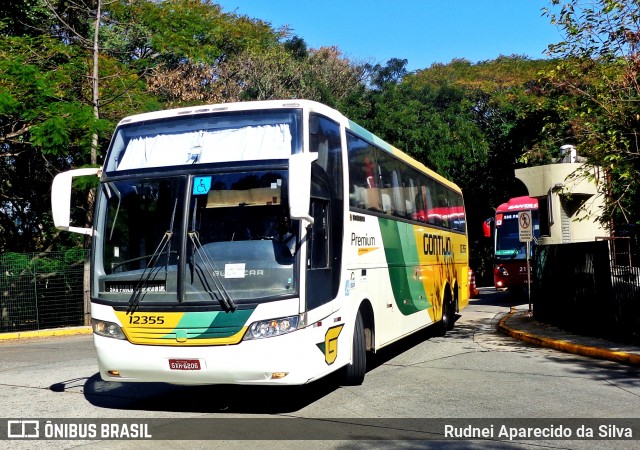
306,199,333,311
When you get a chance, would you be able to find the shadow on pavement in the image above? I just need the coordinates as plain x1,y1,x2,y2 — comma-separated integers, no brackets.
67,372,341,414
471,287,529,308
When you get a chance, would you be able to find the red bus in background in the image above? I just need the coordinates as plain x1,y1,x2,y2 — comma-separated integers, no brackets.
483,196,539,292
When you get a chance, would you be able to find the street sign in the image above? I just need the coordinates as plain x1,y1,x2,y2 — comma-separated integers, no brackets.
518,210,534,314
518,210,533,242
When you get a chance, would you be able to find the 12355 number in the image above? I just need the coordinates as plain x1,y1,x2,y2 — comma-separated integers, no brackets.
128,315,165,325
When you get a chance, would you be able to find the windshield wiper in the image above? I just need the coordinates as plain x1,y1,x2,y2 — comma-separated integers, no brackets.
127,199,178,315
188,198,236,312
188,231,236,312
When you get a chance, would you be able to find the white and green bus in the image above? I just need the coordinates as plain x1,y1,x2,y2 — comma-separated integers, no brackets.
51,99,470,386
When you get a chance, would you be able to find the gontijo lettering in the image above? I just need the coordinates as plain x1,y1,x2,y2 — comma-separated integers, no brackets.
423,233,452,256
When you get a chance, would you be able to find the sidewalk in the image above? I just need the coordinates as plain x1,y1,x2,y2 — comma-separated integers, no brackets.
498,306,640,367
0,325,91,341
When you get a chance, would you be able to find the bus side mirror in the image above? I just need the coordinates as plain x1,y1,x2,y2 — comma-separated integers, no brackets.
288,152,319,227
51,167,101,235
482,217,493,238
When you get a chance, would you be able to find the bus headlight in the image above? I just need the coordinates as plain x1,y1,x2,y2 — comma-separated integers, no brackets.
92,319,126,340
244,315,301,340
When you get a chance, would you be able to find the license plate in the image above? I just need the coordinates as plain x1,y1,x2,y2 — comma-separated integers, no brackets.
169,359,201,370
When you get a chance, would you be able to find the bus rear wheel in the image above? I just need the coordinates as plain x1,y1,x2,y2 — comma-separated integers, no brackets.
342,311,366,386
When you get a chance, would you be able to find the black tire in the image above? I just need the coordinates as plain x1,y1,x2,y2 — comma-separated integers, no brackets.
342,311,366,386
434,296,453,337
447,297,457,331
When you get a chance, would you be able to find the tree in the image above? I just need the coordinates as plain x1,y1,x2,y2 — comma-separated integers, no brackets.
124,0,281,106
365,57,408,90
351,56,570,284
0,0,287,252
343,59,495,280
542,0,640,227
0,31,100,251
396,57,558,207
214,44,366,109
0,0,55,37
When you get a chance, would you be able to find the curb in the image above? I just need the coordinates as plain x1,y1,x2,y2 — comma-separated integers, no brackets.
0,326,92,342
497,309,640,367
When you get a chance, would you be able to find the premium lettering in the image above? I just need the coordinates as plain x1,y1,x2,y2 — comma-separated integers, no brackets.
351,233,376,246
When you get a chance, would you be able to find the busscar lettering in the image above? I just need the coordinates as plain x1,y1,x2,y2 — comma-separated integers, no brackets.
422,234,452,256
211,269,264,277
351,233,376,246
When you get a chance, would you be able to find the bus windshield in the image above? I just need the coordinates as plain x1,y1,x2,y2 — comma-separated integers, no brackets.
95,170,298,306
495,212,539,260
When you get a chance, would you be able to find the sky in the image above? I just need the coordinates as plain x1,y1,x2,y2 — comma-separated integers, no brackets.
216,0,564,72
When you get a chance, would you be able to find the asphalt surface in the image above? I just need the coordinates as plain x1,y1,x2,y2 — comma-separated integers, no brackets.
2,304,640,368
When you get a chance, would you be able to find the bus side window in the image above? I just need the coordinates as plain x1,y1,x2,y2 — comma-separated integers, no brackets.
414,185,428,223
347,131,381,211
309,114,343,202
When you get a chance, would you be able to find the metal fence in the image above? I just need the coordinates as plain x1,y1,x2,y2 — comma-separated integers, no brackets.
533,239,640,345
0,250,88,333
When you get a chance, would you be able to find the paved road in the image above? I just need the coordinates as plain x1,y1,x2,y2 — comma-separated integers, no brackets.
1,288,639,449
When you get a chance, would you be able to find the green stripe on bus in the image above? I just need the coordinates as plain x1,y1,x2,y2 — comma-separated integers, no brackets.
379,218,430,315
173,308,254,339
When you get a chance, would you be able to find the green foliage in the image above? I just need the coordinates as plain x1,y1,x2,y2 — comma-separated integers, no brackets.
284,36,308,60
31,256,63,273
365,58,408,90
63,247,87,265
350,56,573,281
0,33,101,251
383,56,557,205
0,92,20,114
2,0,635,270
0,0,284,252
0,253,30,273
0,0,55,37
0,251,72,277
343,59,497,276
0,34,98,157
542,0,640,227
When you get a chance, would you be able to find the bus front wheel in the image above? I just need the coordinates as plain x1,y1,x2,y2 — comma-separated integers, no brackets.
435,296,454,337
342,311,366,386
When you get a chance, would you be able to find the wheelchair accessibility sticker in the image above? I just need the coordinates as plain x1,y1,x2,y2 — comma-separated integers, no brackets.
193,177,212,195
